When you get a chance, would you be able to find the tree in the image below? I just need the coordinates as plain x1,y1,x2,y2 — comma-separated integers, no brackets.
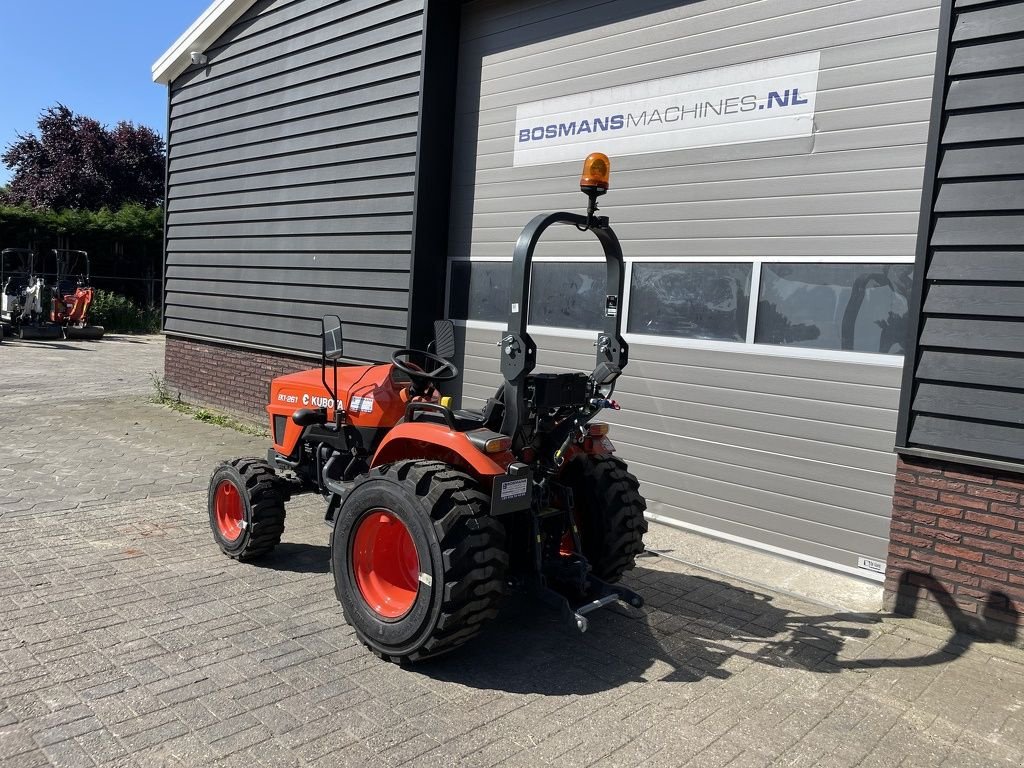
1,104,165,211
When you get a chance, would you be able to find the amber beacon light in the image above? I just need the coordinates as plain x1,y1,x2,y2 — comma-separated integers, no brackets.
580,152,611,194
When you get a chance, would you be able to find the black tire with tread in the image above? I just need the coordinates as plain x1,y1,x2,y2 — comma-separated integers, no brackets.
208,457,287,560
332,460,507,664
562,454,647,582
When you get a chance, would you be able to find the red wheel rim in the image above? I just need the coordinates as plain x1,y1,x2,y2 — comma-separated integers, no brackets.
352,509,419,619
214,480,244,541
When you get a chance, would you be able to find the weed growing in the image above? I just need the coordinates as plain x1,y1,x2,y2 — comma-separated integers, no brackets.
149,372,267,437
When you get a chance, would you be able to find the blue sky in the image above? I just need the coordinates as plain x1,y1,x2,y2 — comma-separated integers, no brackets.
0,1,214,185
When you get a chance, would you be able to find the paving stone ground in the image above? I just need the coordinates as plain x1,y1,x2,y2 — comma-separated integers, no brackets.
2,334,1024,767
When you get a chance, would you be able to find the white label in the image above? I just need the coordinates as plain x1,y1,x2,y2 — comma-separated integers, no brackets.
418,572,433,587
511,302,520,314
500,478,529,501
350,396,375,414
513,52,820,167
858,556,886,575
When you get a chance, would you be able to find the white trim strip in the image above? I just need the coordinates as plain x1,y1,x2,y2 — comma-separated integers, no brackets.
152,0,257,85
645,512,885,583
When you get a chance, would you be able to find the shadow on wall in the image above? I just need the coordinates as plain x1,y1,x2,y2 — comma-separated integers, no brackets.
889,570,1019,646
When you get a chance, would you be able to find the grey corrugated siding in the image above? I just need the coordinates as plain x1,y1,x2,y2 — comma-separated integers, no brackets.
164,0,425,361
450,0,938,572
900,0,1024,464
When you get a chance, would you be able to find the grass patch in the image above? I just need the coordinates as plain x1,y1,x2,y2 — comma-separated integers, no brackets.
150,373,267,437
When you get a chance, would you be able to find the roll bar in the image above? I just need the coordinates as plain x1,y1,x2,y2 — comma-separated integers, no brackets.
499,211,629,439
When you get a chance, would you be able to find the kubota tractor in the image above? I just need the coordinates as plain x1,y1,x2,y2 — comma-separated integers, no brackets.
50,249,104,340
208,154,648,663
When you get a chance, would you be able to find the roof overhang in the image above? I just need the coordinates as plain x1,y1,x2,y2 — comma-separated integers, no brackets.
152,0,258,85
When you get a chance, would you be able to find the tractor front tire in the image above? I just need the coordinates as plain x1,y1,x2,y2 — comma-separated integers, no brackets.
332,460,507,663
563,454,647,583
208,458,286,560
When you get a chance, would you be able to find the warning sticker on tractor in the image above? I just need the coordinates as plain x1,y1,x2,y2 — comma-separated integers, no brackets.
500,478,529,501
349,396,374,413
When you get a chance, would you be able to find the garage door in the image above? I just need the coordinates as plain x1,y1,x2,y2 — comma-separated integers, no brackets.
446,0,940,580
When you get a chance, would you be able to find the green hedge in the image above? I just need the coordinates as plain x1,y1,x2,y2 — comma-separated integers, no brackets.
89,290,161,334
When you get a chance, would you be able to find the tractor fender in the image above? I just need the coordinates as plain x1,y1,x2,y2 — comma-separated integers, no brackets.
371,422,511,480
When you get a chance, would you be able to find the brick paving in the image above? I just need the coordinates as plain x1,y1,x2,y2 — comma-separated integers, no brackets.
2,334,1024,767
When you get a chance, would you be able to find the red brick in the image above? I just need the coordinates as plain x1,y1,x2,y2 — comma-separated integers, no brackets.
892,531,931,548
892,495,917,510
918,475,967,492
887,557,923,574
956,586,993,602
900,509,940,526
983,554,1022,571
910,550,957,569
937,518,988,536
946,469,992,484
991,502,1024,519
915,527,960,543
968,485,1019,503
889,544,910,558
962,536,1013,556
960,562,1008,581
934,543,984,563
965,511,1017,530
915,502,961,519
895,470,917,485
989,528,1024,546
899,457,941,473
1015,548,1024,560
890,520,912,533
1010,573,1024,586
931,566,980,587
903,485,940,501
939,492,989,511
995,476,1024,491
983,582,1024,603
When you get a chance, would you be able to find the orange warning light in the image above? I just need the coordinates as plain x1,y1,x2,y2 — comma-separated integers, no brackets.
580,152,611,192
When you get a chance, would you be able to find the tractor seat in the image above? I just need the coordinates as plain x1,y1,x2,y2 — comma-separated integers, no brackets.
407,396,504,433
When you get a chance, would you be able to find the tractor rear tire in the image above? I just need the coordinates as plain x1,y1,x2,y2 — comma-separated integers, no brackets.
563,454,647,583
208,458,286,561
332,460,508,663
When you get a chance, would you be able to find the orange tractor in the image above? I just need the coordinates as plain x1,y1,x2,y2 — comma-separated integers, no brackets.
208,155,647,662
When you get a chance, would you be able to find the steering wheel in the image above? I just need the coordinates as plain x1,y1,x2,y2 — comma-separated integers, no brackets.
391,349,459,391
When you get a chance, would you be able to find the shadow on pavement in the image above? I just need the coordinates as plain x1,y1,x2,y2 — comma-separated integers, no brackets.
254,543,331,574
418,559,1018,695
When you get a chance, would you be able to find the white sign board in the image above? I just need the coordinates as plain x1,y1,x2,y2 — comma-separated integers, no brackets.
513,52,820,167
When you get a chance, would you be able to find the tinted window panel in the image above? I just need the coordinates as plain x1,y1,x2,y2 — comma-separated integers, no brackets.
755,263,913,354
628,263,751,341
529,262,607,330
448,261,510,322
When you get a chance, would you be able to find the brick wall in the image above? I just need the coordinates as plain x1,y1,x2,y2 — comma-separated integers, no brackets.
885,454,1024,642
164,336,314,419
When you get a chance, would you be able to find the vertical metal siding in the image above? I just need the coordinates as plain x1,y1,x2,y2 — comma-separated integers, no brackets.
164,0,425,361
898,0,1024,468
451,0,939,574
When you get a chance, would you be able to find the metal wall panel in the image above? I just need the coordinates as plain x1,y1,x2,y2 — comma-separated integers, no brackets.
164,0,425,360
450,0,939,575
897,0,1024,468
